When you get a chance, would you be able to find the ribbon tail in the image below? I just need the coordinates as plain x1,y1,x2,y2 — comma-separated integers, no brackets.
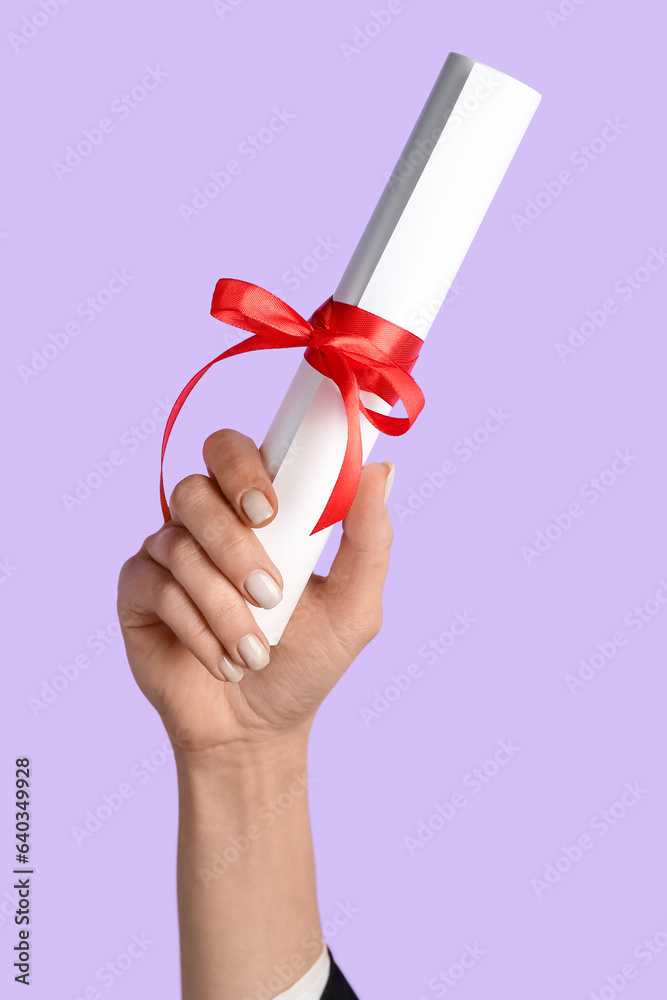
160,361,217,520
310,358,363,535
357,366,425,437
159,334,293,521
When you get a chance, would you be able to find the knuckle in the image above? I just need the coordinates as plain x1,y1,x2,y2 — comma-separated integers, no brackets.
117,591,145,626
117,554,137,588
212,527,252,567
211,594,245,629
116,590,136,625
169,474,210,515
332,605,383,651
196,510,231,550
379,513,394,549
160,525,198,566
366,607,384,641
154,572,182,610
189,614,217,645
116,555,158,623
117,552,146,600
202,428,251,464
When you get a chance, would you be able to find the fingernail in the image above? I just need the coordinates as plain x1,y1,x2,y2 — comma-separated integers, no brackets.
245,568,283,610
219,654,244,683
240,489,274,525
382,461,395,504
238,634,270,671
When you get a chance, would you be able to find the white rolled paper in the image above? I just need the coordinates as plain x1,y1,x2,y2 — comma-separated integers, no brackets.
249,52,541,644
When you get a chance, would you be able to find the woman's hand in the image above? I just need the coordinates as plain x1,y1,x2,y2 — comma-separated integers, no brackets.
117,429,395,759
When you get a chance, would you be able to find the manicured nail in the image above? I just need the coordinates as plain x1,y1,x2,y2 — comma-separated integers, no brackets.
238,634,270,671
245,568,283,610
219,654,244,683
240,489,274,525
382,461,395,504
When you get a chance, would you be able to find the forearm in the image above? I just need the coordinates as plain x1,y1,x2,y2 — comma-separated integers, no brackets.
175,737,325,1000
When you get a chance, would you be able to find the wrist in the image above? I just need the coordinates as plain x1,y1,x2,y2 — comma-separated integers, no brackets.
173,728,310,781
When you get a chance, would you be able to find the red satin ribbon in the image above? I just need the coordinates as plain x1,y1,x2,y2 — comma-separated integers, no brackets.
159,279,426,535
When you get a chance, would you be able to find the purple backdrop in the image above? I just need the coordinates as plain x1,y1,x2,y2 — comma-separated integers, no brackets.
2,0,666,997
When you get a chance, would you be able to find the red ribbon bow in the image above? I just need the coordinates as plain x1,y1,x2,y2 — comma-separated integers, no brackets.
159,279,426,535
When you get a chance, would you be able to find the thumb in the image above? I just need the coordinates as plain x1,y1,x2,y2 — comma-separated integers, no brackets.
322,461,395,645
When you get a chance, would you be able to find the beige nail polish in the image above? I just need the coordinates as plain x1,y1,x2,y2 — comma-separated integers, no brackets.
237,634,270,671
219,654,244,683
240,489,274,525
245,569,283,610
382,461,395,504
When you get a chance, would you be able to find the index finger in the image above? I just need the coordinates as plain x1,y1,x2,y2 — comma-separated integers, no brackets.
202,429,278,528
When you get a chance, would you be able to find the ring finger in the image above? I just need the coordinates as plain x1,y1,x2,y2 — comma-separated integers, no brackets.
144,523,272,674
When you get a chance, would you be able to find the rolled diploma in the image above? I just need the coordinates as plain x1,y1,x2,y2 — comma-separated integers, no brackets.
248,53,541,644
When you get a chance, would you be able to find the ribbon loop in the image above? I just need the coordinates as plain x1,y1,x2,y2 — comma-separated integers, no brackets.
159,280,426,535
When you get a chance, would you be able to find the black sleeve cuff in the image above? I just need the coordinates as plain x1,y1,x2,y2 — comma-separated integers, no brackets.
320,948,360,999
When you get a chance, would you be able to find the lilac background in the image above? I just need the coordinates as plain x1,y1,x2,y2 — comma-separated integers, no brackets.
2,0,666,997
